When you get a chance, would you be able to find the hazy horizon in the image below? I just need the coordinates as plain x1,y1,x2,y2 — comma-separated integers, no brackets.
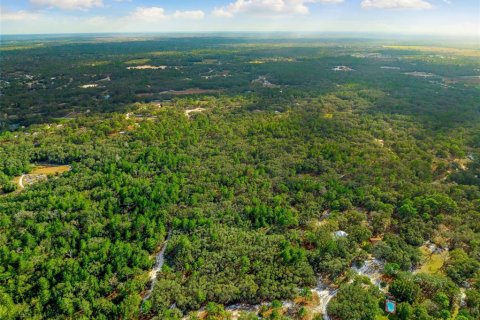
1,32,479,50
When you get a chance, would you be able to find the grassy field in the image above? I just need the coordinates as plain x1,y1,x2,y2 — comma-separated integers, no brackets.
12,164,71,189
418,246,449,275
30,165,71,175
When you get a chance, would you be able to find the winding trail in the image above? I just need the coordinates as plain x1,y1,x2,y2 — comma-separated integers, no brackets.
143,229,172,302
223,276,338,320
18,174,25,189
311,279,338,320
351,258,385,291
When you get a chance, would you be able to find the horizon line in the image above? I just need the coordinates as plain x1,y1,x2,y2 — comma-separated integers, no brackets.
1,31,479,39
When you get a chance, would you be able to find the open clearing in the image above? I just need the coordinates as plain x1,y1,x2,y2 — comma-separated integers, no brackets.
14,164,71,189
185,108,206,117
404,72,436,78
418,245,448,275
127,65,167,70
333,65,354,71
249,57,296,64
30,165,71,175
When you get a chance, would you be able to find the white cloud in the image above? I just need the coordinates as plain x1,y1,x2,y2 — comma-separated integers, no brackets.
213,0,342,18
0,7,42,21
128,7,205,23
172,10,205,20
310,0,344,3
130,7,167,22
361,0,433,9
212,8,234,18
30,0,103,10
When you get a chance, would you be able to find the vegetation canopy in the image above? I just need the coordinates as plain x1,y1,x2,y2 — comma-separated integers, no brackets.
0,36,479,320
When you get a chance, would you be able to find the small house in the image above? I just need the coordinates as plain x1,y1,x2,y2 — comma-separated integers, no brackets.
334,230,348,238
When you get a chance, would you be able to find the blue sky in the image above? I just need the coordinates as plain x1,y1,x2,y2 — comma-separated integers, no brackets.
1,0,479,36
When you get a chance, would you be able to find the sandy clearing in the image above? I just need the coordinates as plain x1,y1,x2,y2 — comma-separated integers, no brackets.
374,138,384,147
185,108,206,117
127,65,167,70
404,72,436,78
332,66,354,71
13,165,71,189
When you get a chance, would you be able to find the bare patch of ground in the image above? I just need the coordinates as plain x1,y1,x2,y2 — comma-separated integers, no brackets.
453,158,471,171
403,72,436,78
251,76,279,88
373,138,384,147
185,108,206,118
417,243,449,275
127,65,167,70
332,66,354,71
14,164,71,189
249,57,296,64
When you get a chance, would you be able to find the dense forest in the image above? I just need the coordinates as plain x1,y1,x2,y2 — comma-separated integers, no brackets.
0,36,479,320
